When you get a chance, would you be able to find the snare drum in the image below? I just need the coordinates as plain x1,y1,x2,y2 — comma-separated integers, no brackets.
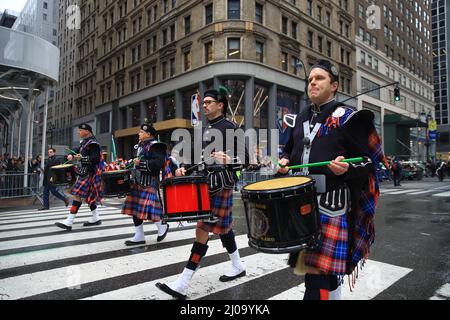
50,164,76,186
160,175,213,222
101,170,132,197
241,176,320,254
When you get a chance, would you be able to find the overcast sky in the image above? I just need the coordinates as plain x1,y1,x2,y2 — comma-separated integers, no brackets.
0,0,27,14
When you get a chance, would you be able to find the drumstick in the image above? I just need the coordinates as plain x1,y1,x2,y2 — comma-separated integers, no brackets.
286,157,365,170
65,148,78,155
184,150,232,174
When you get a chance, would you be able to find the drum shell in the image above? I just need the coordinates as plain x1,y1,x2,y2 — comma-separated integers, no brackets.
50,165,76,186
101,170,132,197
241,180,320,254
161,176,211,215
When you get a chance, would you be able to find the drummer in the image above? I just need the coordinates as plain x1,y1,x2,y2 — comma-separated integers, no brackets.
121,123,169,245
55,123,103,230
278,60,384,300
156,87,246,300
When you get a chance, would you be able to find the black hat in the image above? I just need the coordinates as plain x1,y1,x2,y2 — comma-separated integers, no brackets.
204,86,229,115
310,59,339,82
140,123,157,136
78,123,93,133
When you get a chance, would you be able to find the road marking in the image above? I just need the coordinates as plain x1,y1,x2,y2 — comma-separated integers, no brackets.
84,251,289,300
0,235,249,300
269,260,412,300
430,283,450,300
383,189,421,195
432,191,450,197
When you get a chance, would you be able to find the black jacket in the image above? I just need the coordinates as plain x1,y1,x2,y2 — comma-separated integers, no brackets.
43,156,62,186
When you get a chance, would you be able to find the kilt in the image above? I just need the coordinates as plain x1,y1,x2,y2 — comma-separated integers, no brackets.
197,189,233,235
304,212,348,275
122,183,163,222
71,168,102,205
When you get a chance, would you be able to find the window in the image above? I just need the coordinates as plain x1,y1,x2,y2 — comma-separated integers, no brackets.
205,41,213,63
43,13,47,20
307,31,313,48
281,52,288,71
282,16,288,34
184,15,191,35
227,38,240,59
205,4,213,24
255,3,263,23
256,41,263,63
43,2,48,9
170,58,175,77
318,36,323,52
184,51,191,71
228,0,240,19
291,21,297,39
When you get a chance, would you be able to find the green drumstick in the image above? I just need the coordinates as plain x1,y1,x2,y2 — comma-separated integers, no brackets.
286,157,364,170
65,148,78,155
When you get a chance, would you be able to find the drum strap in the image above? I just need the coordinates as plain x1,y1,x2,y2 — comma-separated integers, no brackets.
301,121,322,175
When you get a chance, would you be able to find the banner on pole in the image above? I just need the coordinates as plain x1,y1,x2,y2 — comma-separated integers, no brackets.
191,93,200,127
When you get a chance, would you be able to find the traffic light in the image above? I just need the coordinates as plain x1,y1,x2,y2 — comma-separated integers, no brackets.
394,86,401,101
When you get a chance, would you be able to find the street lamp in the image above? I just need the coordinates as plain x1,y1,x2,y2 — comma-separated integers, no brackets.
295,59,308,81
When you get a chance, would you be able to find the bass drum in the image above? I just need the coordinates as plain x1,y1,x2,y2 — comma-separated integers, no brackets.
241,176,321,254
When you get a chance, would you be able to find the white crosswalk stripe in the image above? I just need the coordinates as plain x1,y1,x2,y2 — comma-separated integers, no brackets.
0,205,433,301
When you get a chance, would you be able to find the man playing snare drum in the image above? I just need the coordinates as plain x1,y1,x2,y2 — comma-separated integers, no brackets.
55,123,103,230
121,124,169,245
278,60,384,300
155,87,247,300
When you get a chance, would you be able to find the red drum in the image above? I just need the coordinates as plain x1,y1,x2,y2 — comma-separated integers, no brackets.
160,175,213,222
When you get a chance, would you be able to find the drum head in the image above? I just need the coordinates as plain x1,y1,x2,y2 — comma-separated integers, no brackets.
160,175,207,186
243,176,312,191
52,164,74,169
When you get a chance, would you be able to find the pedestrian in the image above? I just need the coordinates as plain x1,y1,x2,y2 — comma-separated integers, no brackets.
38,148,70,210
277,60,384,300
55,123,103,230
392,157,402,186
121,123,170,245
156,87,246,300
436,161,445,182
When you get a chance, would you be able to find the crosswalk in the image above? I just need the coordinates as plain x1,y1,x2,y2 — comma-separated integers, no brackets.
0,204,418,300
380,185,450,197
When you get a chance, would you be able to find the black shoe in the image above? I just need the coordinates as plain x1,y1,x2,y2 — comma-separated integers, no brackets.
155,282,186,300
38,207,49,211
125,240,146,246
55,222,72,231
157,224,169,242
83,220,102,227
219,270,246,282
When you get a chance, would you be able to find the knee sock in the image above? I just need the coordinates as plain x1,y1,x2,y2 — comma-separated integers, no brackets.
133,216,143,227
219,229,237,254
303,274,338,300
89,203,97,211
70,200,82,214
186,241,209,271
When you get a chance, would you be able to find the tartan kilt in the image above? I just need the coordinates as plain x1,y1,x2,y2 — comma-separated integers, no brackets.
71,168,103,205
197,189,233,235
303,211,349,275
121,183,163,222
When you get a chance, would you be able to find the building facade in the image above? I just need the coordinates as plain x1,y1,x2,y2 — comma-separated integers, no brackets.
355,0,435,162
73,0,357,160
432,0,450,161
53,0,79,149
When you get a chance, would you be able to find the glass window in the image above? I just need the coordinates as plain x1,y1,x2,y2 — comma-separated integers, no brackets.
228,0,240,20
205,4,213,25
205,41,213,63
163,95,176,120
256,41,264,63
227,38,240,59
253,84,269,129
255,3,263,23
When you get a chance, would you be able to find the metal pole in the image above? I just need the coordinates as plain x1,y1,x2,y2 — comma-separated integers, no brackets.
10,113,15,156
17,109,22,157
40,84,49,187
23,79,32,188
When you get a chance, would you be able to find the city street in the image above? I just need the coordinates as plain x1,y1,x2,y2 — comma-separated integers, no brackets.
0,177,448,301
